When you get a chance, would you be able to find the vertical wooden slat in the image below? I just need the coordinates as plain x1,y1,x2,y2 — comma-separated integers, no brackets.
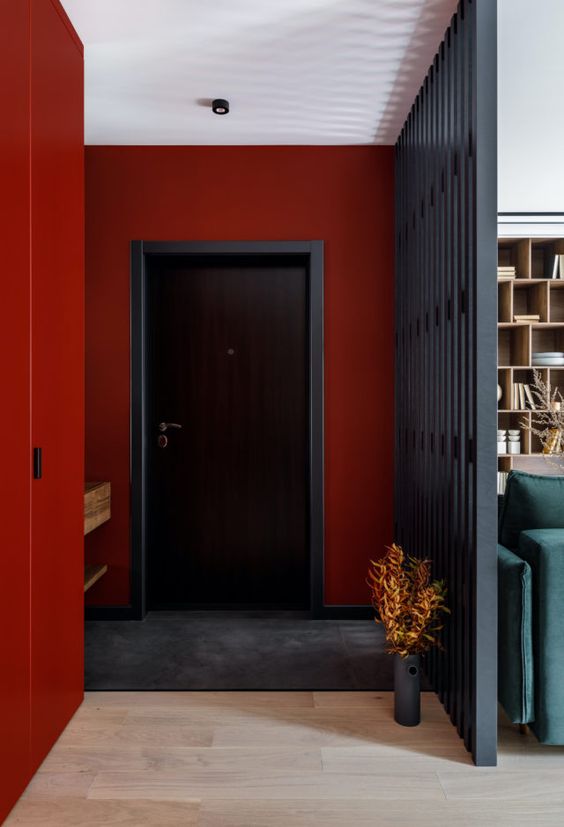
432,59,441,686
461,0,473,751
472,0,498,768
447,17,457,725
394,0,497,766
439,39,449,708
455,12,463,731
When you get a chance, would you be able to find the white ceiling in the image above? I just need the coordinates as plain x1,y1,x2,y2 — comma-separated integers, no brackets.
62,0,458,145
498,0,564,213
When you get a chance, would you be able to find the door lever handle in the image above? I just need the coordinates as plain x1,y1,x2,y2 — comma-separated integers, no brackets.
158,422,182,432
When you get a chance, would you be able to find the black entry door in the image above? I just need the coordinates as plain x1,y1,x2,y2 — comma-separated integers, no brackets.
146,255,308,609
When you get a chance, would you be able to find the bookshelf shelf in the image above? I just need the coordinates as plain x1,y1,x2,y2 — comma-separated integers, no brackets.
497,236,564,487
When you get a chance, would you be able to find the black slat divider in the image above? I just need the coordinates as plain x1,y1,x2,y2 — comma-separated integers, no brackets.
394,0,497,766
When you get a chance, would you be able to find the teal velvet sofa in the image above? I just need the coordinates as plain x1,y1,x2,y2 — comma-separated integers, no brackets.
498,470,564,744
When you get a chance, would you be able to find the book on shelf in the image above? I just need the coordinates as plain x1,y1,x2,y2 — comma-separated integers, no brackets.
551,254,564,279
512,382,535,410
513,382,521,409
513,314,540,322
524,384,536,409
498,266,516,279
497,471,508,495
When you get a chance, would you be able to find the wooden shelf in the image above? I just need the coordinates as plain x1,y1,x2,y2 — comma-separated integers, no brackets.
498,236,564,484
499,454,564,477
498,453,544,458
498,238,564,280
497,323,564,329
84,481,111,594
498,278,564,284
84,563,108,592
497,408,548,414
84,481,111,535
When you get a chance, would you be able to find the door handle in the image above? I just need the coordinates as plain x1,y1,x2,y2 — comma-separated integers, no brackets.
158,422,182,432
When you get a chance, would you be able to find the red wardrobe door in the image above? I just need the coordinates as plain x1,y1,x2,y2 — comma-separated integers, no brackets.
30,0,84,770
0,1,31,819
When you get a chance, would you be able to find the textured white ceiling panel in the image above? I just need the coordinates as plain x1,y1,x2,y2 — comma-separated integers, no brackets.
62,0,458,145
498,0,564,213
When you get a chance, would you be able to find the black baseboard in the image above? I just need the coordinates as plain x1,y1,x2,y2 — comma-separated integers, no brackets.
148,602,309,611
85,604,373,622
315,605,373,620
85,606,140,621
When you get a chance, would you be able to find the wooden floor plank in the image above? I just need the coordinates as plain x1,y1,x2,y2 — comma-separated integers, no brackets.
438,769,564,801
211,719,462,749
19,772,96,801
458,801,564,827
199,799,467,827
83,691,315,708
5,799,199,826
38,746,322,775
55,723,214,750
321,745,474,773
312,691,442,711
121,706,450,729
88,769,446,801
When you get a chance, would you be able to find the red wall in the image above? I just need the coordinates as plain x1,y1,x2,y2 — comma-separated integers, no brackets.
85,145,394,606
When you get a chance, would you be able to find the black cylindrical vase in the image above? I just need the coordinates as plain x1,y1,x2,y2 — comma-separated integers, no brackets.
394,653,421,726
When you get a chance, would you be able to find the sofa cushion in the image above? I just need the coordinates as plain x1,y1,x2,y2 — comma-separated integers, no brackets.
497,544,534,724
518,530,564,743
499,470,564,549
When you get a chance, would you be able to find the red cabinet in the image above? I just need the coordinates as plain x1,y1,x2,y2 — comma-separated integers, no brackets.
30,0,84,772
0,0,84,818
0,0,32,817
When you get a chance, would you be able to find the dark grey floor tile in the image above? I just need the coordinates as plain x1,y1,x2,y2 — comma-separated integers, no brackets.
85,611,394,691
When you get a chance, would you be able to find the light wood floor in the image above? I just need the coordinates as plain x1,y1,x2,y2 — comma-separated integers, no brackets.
6,692,564,826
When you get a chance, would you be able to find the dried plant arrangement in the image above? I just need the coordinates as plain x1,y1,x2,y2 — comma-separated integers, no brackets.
521,369,564,462
367,543,449,658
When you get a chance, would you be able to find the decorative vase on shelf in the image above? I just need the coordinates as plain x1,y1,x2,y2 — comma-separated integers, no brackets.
543,428,563,455
497,384,503,403
394,653,421,726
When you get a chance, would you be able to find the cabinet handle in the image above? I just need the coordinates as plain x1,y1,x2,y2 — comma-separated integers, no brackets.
33,447,42,480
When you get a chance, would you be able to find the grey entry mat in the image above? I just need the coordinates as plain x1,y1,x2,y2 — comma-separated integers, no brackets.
85,611,423,691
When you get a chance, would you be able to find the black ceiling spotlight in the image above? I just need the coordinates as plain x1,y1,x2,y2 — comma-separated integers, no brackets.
212,98,229,115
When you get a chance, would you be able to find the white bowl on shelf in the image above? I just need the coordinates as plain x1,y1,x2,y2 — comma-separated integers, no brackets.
532,352,564,358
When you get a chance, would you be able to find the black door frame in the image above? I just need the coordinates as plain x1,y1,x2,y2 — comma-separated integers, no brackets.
130,240,324,619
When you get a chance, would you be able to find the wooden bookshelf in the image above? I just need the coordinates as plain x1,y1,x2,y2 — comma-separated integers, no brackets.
498,237,564,481
84,563,108,593
84,481,111,535
84,481,111,592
